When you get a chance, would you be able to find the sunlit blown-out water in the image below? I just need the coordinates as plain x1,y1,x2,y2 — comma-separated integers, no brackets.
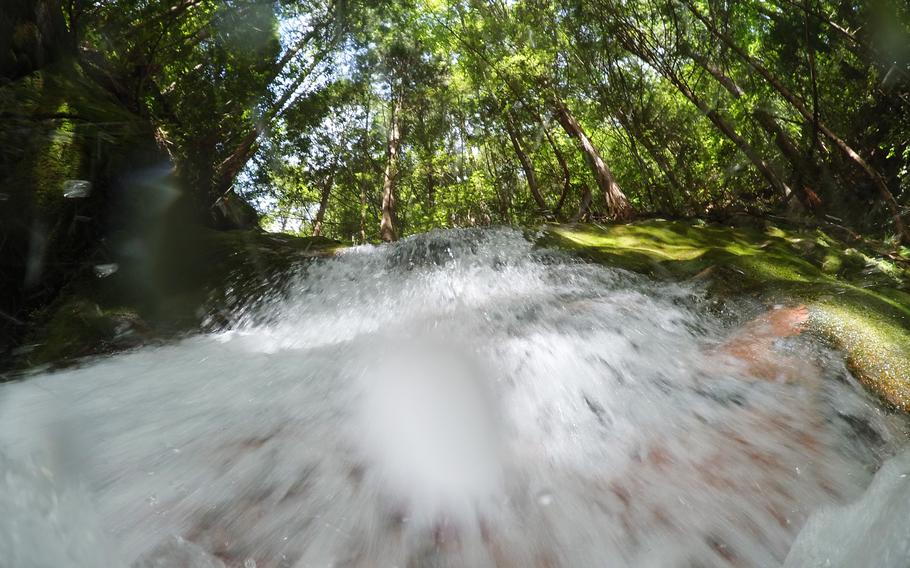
2,228,909,567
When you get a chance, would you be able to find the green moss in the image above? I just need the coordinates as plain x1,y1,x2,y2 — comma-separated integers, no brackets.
541,221,823,290
820,252,843,274
1,60,178,368
19,228,343,368
23,300,148,367
541,220,910,410
146,228,343,329
812,297,910,410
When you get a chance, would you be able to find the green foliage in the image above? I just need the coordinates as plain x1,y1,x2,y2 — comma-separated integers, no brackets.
239,0,907,243
10,0,910,241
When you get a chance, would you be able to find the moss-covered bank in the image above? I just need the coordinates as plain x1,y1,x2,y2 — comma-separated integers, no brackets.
16,227,339,368
541,220,910,411
16,228,341,368
0,57,346,372
0,58,166,359
13,217,910,410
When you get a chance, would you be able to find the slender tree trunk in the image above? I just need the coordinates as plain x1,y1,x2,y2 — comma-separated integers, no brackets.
543,128,571,218
427,169,436,208
380,99,402,242
312,172,334,237
573,49,694,213
617,27,794,200
659,63,794,201
571,183,593,222
686,48,825,209
360,184,367,244
552,97,633,220
682,0,910,243
617,119,668,213
684,49,744,98
211,52,326,200
772,0,908,84
424,144,437,208
481,130,512,224
359,98,371,244
504,113,549,215
619,111,695,213
753,108,824,207
611,28,743,199
212,131,258,197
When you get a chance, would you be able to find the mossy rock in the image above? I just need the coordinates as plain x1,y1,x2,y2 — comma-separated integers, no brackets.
16,227,342,369
149,227,343,329
0,59,164,356
541,220,910,411
812,298,910,410
20,300,151,366
0,59,344,370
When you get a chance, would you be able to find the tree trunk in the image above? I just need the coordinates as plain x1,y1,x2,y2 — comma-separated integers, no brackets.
543,128,571,218
359,99,371,244
426,161,436,208
618,110,695,213
683,49,744,98
504,113,549,215
659,63,794,201
552,97,633,220
616,117,668,213
570,183,593,222
312,172,334,237
211,50,327,200
380,99,402,242
574,50,694,214
753,108,824,208
482,130,512,224
682,0,910,244
686,48,824,209
772,0,908,84
360,183,367,244
618,29,794,201
212,130,258,198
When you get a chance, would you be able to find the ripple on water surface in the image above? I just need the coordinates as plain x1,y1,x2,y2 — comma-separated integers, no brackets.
0,227,907,567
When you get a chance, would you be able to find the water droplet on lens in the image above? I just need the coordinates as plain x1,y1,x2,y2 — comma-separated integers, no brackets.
537,491,553,506
63,179,92,198
94,263,118,278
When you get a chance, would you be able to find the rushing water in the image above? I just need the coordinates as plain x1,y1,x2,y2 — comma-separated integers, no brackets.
1,228,908,567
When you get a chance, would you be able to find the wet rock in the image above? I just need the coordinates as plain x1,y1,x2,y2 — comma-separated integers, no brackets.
14,228,341,369
812,301,910,411
0,59,166,363
541,220,910,410
211,191,259,230
23,299,152,366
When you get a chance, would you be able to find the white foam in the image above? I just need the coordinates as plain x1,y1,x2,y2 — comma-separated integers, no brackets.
0,227,903,567
785,449,910,567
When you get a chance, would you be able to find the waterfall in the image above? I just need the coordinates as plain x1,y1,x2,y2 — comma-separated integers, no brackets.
1,228,905,567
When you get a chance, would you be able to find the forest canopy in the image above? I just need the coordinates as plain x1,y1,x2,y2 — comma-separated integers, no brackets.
5,0,910,245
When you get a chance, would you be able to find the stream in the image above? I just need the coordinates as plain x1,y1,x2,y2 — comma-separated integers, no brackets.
1,227,909,567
